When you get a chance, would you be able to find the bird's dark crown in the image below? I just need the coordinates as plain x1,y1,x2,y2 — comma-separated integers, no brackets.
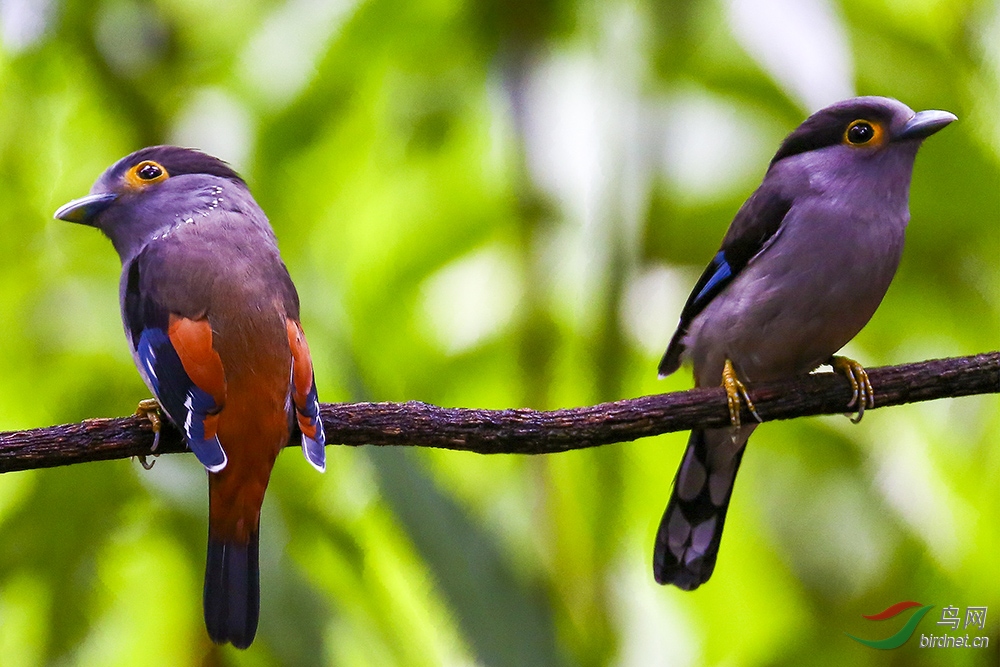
769,96,909,167
102,145,246,190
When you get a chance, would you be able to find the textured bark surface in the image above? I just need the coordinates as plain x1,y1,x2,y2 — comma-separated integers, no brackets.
1,352,996,473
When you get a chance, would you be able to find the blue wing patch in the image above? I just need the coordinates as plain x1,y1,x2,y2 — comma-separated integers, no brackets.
658,188,793,378
658,251,736,377
691,251,732,310
137,328,228,473
296,375,326,472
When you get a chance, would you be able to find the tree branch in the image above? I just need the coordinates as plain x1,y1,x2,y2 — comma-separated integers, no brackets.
1,352,996,474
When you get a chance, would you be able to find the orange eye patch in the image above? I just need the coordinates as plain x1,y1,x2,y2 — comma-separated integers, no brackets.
844,119,885,147
124,160,169,189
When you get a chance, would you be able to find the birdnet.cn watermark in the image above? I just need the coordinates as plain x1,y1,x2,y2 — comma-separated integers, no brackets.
919,605,990,649
846,601,991,650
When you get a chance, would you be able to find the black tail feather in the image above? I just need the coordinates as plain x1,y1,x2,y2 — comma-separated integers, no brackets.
653,427,751,589
204,531,260,649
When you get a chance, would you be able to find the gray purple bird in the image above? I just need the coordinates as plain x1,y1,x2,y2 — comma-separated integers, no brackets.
654,96,956,590
55,146,327,648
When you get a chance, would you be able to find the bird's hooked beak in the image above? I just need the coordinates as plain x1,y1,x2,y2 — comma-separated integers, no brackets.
896,109,957,142
54,192,118,225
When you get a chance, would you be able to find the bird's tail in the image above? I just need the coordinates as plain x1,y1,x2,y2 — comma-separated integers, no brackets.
653,425,754,589
204,531,260,649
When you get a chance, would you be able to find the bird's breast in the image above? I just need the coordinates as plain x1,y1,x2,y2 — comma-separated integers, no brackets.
686,199,906,385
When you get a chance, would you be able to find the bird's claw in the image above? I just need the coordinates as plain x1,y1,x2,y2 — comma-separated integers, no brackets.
722,359,761,432
134,398,162,469
830,355,874,423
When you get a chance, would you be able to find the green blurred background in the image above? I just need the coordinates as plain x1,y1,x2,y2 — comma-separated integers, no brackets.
0,0,997,664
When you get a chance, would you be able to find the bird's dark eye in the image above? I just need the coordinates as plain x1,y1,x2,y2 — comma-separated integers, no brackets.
136,161,164,180
125,160,169,188
124,160,170,190
846,121,875,145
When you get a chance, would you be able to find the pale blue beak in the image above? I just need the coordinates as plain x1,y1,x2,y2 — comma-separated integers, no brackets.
54,192,118,224
896,109,957,141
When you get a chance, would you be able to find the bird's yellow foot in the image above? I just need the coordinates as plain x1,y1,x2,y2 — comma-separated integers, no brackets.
135,398,162,470
830,355,874,423
722,359,761,430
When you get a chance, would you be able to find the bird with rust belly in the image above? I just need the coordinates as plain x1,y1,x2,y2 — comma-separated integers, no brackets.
56,146,326,648
654,97,956,590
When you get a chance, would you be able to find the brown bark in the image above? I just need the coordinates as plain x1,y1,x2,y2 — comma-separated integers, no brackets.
1,352,996,473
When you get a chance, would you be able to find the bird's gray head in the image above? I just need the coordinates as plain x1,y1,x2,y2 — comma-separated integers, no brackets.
55,146,256,262
767,96,956,203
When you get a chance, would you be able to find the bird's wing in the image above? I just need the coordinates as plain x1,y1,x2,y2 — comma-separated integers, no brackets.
123,246,228,472
658,185,793,377
286,318,326,472
269,259,326,471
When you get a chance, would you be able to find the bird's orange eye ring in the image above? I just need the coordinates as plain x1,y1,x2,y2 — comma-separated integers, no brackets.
844,120,883,146
125,160,169,188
